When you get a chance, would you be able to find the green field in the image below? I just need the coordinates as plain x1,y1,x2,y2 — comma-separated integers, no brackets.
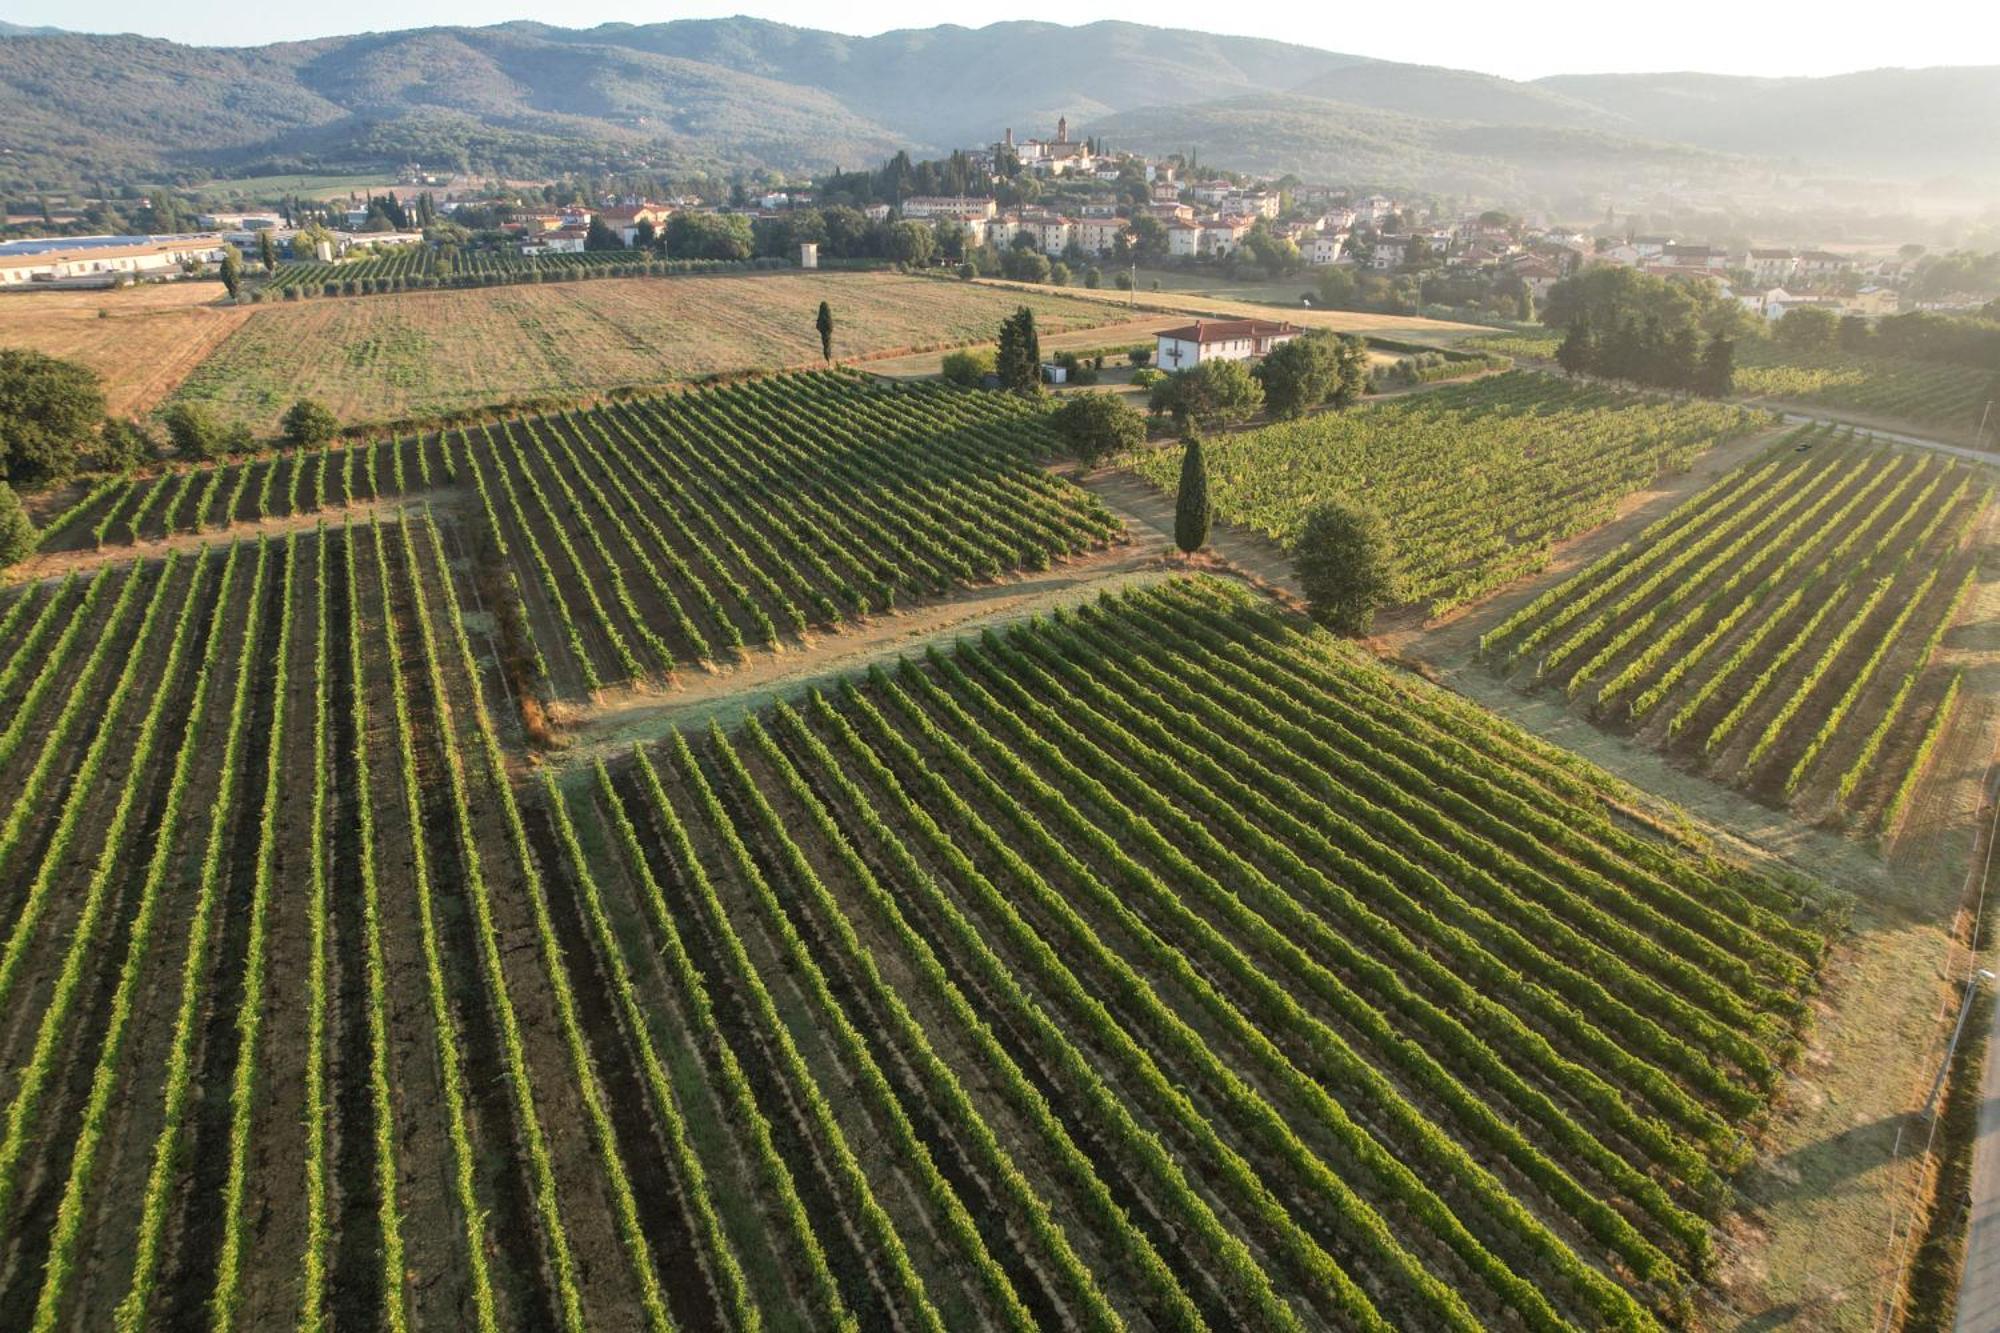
1733,340,1992,430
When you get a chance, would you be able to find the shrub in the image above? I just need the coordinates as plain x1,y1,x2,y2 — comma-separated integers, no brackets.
941,348,996,386
282,398,339,447
1053,351,1099,386
98,417,156,471
160,402,228,460
1294,498,1399,635
1129,347,1153,367
1050,392,1145,465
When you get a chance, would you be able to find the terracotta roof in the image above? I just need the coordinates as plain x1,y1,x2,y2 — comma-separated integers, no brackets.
1158,318,1301,345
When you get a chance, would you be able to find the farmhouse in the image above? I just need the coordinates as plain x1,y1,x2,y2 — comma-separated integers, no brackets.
1155,318,1301,369
597,203,672,245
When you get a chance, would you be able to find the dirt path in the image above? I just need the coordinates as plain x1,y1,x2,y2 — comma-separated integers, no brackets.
544,529,1179,763
7,493,452,586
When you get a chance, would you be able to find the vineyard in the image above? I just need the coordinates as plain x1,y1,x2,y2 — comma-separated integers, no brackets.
1460,331,1995,434
260,249,780,298
1480,426,1990,823
1132,371,1772,612
1732,340,1993,430
0,543,1830,1328
40,372,1123,696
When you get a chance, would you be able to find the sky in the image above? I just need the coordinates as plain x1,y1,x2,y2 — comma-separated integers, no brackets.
2,0,1997,80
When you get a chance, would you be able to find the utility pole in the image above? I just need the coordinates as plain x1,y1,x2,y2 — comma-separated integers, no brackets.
1923,969,1995,1120
1978,397,1993,452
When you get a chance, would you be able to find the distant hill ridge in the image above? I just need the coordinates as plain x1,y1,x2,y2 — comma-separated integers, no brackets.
0,17,1992,190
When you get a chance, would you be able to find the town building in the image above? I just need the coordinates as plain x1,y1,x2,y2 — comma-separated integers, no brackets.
1200,217,1253,257
1659,243,1728,272
999,118,1095,176
1305,233,1348,266
1072,218,1129,256
1369,237,1406,270
1795,250,1855,283
900,196,997,220
1745,248,1797,284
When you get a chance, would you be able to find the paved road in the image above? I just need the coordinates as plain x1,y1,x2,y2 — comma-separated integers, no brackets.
1961,999,2000,1331
1776,411,2000,468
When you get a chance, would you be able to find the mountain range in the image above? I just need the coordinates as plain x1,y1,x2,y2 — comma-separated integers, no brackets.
1,17,1994,198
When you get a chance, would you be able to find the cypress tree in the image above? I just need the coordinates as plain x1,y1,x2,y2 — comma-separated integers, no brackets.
0,482,35,567
1697,335,1736,398
1174,433,1211,556
816,300,835,363
1555,318,1595,378
995,307,1043,395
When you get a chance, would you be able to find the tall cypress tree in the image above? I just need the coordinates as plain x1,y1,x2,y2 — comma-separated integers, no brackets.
1555,318,1594,378
1174,433,1211,556
816,301,835,363
996,306,1043,395
1697,335,1736,398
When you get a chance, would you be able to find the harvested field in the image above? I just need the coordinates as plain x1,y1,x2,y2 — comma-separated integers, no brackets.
166,272,1134,431
0,283,250,417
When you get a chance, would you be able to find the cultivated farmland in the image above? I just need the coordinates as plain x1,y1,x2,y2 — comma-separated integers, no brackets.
165,272,1135,431
1731,340,1993,432
0,546,1830,1329
1479,426,1990,823
1132,371,1771,613
42,372,1123,697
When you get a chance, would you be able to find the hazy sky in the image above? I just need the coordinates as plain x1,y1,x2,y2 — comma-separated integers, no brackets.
3,0,1997,79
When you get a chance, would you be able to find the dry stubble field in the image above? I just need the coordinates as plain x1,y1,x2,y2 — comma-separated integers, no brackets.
0,283,251,418
164,272,1136,431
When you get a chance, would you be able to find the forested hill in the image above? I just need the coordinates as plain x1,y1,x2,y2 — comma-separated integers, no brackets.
1,17,1993,193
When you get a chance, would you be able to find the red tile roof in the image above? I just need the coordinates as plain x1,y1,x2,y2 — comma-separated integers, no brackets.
1158,318,1301,345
